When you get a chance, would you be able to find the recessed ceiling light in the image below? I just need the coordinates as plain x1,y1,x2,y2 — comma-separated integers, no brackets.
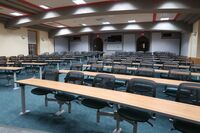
73,0,86,5
39,5,50,9
81,23,87,26
102,22,110,25
57,25,65,28
10,12,24,16
160,17,170,21
128,20,136,23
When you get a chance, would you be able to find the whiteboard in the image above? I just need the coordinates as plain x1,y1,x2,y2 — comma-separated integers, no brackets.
106,43,123,51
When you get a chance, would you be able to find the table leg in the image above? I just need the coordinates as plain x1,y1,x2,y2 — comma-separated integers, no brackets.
13,71,20,90
80,58,82,63
39,66,42,79
19,85,30,115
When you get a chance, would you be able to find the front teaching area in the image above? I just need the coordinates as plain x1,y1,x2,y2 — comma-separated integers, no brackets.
0,0,200,133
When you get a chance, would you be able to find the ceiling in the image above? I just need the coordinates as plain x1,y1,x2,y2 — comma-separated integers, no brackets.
0,0,199,34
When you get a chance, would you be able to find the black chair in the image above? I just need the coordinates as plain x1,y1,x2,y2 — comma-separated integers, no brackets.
82,74,115,122
115,78,157,133
70,63,83,71
31,70,59,107
140,61,154,68
172,83,200,133
164,69,191,97
112,65,127,74
54,71,84,115
135,67,154,77
87,63,103,72
112,65,128,88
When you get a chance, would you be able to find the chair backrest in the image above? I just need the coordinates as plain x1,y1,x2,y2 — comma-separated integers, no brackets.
92,74,115,90
135,67,154,77
43,70,59,81
90,64,103,72
112,65,127,74
176,83,200,105
168,69,191,81
163,62,179,70
70,63,83,71
0,60,7,66
13,60,22,67
65,71,84,85
127,78,157,97
140,61,154,68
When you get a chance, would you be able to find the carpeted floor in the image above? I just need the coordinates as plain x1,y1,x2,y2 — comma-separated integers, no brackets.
0,66,180,133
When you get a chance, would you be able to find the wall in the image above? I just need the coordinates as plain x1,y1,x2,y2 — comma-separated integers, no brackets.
181,33,190,56
0,23,28,56
188,20,200,57
0,23,54,56
69,35,89,51
151,32,180,54
54,36,69,53
54,32,183,55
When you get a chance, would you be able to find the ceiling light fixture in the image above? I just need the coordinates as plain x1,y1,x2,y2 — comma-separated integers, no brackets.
102,22,110,25
57,25,65,28
81,23,87,26
73,0,86,5
39,5,50,9
10,12,24,16
128,20,136,23
160,17,170,21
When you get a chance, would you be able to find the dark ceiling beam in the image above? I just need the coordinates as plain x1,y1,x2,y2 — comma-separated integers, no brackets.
6,0,200,28
0,0,39,14
49,21,192,38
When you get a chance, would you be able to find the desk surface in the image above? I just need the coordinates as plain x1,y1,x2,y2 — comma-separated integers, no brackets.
7,62,47,66
16,78,200,124
0,66,24,71
59,70,196,86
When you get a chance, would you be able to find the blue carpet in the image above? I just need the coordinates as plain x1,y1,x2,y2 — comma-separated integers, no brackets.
0,69,181,133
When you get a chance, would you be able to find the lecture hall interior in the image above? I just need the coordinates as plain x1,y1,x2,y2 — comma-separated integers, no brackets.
0,0,200,133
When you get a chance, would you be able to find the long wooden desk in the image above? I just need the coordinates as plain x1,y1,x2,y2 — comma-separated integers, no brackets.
7,62,47,79
16,78,200,128
59,70,197,87
0,67,24,89
83,64,200,77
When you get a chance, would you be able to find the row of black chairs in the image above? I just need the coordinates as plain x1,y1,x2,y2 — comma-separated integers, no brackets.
31,69,200,133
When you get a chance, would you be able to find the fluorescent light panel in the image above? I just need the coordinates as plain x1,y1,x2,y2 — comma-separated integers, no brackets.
128,20,136,23
81,23,87,26
102,22,110,25
73,0,86,5
39,5,50,9
10,12,24,16
57,25,65,28
160,17,170,21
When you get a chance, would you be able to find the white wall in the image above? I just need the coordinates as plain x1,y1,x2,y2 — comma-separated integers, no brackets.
69,35,89,51
54,36,69,53
151,32,180,54
0,23,29,56
0,23,54,56
181,33,190,56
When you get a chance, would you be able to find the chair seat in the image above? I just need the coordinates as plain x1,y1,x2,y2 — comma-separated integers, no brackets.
82,98,109,109
173,120,200,133
31,88,53,95
118,107,151,122
55,93,76,102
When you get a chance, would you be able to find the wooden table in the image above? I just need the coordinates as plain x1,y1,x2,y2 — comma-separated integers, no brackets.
59,70,197,87
83,64,200,77
7,62,47,79
0,67,24,89
16,78,200,130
